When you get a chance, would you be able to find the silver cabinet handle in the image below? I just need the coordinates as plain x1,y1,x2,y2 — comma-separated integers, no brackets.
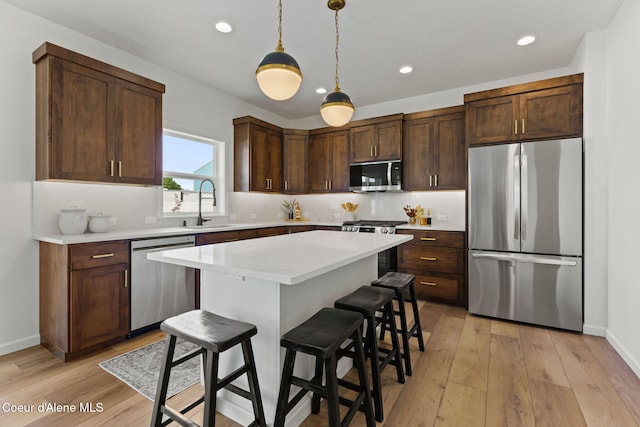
429,175,432,187
434,174,438,187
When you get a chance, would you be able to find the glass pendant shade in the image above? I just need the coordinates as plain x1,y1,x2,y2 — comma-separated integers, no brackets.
256,49,302,101
321,89,354,127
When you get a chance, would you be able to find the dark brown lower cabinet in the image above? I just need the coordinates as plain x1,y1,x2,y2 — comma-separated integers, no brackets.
40,240,130,361
397,229,466,307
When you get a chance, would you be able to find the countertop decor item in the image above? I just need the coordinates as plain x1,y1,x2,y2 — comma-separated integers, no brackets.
341,201,359,221
88,212,112,233
58,207,88,235
403,205,421,224
282,199,297,220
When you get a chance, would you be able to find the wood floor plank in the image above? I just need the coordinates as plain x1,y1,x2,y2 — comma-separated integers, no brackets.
583,334,640,392
528,378,586,427
448,314,491,391
490,319,521,339
383,312,465,427
435,381,486,426
551,330,638,426
486,334,536,427
520,325,571,388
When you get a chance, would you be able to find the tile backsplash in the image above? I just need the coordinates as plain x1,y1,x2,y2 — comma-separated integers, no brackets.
33,181,465,235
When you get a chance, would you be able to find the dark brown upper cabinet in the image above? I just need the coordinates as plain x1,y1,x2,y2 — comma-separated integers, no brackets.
234,116,283,193
282,129,309,194
33,42,164,185
465,74,583,146
403,106,466,191
349,114,403,163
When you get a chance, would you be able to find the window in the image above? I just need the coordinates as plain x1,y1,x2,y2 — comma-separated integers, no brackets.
161,129,225,216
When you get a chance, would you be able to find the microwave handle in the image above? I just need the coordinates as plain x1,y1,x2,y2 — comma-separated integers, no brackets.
387,162,392,185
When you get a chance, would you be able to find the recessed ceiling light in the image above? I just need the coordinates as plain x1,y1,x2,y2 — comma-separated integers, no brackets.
316,87,327,94
399,65,413,74
215,21,233,33
517,35,536,46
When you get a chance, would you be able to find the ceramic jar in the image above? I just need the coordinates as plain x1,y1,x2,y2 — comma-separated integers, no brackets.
58,208,88,235
88,213,112,233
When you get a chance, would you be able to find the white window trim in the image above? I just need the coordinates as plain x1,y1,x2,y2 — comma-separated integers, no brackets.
160,128,227,218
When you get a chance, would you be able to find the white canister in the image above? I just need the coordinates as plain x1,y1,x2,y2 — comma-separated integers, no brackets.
58,208,88,235
88,213,112,233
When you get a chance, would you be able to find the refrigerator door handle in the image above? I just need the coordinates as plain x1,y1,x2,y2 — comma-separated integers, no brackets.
521,153,528,241
471,252,578,266
513,153,520,241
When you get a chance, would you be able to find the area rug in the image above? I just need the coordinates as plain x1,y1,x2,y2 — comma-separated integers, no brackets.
99,338,201,401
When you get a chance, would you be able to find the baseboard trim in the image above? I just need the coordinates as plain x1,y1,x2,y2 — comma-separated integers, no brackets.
0,334,40,356
582,323,607,337
606,330,640,379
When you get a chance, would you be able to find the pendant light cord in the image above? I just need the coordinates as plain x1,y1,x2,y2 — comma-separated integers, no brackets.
334,9,340,91
276,0,284,52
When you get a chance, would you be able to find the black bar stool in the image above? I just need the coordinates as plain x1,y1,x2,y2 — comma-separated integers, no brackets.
150,309,265,427
334,286,405,422
372,272,425,376
274,307,375,427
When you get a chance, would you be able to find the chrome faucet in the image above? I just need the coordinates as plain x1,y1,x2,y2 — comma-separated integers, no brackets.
197,178,217,226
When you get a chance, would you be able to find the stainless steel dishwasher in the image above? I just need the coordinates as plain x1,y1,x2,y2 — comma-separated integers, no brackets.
130,235,196,332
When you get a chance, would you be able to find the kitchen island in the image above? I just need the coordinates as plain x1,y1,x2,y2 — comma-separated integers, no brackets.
147,230,412,426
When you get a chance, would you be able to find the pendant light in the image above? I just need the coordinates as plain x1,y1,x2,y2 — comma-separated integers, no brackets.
256,0,303,101
321,0,355,127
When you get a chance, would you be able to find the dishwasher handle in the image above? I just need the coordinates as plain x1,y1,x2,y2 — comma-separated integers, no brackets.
131,235,196,252
133,243,195,253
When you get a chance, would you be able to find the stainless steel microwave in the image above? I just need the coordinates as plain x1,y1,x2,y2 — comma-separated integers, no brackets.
349,160,402,192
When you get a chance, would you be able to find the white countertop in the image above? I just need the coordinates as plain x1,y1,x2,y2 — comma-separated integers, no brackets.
34,221,464,244
147,230,413,285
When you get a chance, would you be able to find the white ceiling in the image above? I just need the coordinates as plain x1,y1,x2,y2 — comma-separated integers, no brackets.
6,0,622,120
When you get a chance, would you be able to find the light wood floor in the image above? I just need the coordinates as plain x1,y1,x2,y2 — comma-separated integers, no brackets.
1,301,639,426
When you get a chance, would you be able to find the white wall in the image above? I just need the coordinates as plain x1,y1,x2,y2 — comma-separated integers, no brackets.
602,0,640,377
569,31,610,336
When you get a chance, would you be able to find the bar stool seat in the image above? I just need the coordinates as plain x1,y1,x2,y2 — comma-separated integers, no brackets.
334,286,405,422
274,307,375,427
150,310,265,427
372,272,425,376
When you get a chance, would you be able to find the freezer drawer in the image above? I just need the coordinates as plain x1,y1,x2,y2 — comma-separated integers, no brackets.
468,250,582,331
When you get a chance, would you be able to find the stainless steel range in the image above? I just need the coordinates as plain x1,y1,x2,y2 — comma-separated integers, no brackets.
341,220,407,276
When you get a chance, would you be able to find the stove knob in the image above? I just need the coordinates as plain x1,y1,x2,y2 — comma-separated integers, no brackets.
380,227,388,234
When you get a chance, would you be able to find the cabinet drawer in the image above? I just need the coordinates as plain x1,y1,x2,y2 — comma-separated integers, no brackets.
412,271,462,301
256,226,287,237
398,230,464,248
70,241,129,270
398,246,462,273
196,229,258,245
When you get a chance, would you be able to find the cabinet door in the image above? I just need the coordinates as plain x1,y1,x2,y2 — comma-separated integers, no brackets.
519,85,582,141
350,125,376,163
402,117,434,191
375,120,402,161
51,59,115,182
466,95,518,146
115,81,162,185
283,133,308,193
328,131,350,192
250,126,282,192
70,264,129,351
432,113,466,190
308,134,330,192
350,121,401,163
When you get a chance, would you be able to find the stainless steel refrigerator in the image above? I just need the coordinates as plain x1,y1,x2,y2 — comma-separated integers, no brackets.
468,138,583,331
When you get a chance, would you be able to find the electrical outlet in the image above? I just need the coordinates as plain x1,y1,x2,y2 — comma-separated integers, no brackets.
145,216,157,224
333,213,341,219
437,214,447,221
277,212,284,218
110,217,117,226
250,213,257,219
